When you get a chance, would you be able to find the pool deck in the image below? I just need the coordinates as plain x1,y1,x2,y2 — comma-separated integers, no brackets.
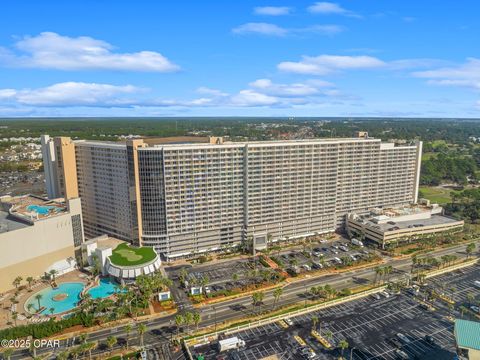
0,270,90,329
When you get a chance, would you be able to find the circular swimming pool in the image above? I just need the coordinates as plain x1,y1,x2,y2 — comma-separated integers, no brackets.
24,282,84,315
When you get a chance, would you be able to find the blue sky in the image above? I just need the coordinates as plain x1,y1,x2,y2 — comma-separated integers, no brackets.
0,0,479,117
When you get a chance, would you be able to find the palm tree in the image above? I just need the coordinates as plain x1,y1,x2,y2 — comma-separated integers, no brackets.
251,291,264,314
35,293,43,310
466,243,475,258
193,312,201,331
273,287,283,309
85,342,97,360
324,331,333,342
374,267,381,285
49,307,55,316
311,315,319,331
467,293,475,306
184,311,193,334
11,311,18,327
79,333,88,344
174,314,184,337
124,323,133,349
12,276,23,289
26,276,34,291
56,350,70,360
411,255,418,274
26,303,34,314
338,339,349,359
3,348,13,360
106,336,117,354
137,323,147,347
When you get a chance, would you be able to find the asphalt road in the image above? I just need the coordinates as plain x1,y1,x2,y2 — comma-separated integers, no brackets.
6,241,477,360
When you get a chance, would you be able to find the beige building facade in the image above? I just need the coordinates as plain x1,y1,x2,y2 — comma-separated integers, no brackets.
0,195,84,292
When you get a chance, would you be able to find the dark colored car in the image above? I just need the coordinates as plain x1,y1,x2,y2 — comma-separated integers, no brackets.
424,335,435,344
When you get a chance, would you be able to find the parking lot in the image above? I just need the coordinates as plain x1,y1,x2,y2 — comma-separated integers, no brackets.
188,263,480,360
425,263,480,314
272,240,374,274
166,258,271,298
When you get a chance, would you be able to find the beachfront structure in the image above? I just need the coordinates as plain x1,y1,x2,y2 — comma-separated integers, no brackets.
346,203,464,248
0,195,84,292
42,134,422,259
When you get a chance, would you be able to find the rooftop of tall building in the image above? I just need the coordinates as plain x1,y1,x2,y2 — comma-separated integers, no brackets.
0,194,68,230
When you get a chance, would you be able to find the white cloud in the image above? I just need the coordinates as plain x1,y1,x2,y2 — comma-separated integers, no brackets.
307,2,361,18
249,78,326,96
254,6,292,16
412,58,480,90
232,23,344,37
0,82,144,106
1,32,179,72
196,87,228,97
230,90,280,106
232,23,288,36
278,55,385,75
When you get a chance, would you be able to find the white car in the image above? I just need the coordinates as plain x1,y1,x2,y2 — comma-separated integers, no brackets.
381,291,390,298
471,305,480,313
285,318,294,326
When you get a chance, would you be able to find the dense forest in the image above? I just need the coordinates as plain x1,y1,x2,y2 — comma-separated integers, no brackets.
1,117,479,143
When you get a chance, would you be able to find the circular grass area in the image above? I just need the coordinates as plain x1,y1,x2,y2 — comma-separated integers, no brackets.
109,243,157,266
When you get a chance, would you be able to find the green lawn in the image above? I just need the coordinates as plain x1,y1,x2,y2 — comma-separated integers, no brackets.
109,243,157,266
419,186,457,204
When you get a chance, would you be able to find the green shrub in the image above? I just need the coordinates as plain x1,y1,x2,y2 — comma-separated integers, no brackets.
0,312,94,339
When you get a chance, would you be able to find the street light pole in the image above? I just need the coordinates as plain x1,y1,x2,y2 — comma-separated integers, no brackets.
350,346,356,360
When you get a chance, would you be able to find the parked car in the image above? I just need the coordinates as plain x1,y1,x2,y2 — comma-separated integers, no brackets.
339,245,349,252
396,333,410,344
395,349,409,359
312,262,323,270
424,335,435,344
372,293,381,300
470,305,480,313
285,318,293,326
381,291,390,298
302,264,311,271
387,337,402,348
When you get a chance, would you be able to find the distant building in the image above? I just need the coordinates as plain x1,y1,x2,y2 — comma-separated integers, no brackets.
455,319,480,359
0,195,84,292
40,135,60,199
346,203,464,248
42,134,422,259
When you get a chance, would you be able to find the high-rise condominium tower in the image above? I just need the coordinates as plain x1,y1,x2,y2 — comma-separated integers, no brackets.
42,134,422,259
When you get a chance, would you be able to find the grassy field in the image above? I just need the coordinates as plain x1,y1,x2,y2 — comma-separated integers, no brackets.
419,186,457,204
109,243,157,266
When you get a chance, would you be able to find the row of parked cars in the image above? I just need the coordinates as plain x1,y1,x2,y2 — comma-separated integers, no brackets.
387,332,435,359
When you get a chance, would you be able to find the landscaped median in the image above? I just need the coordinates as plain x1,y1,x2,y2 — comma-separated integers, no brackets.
192,253,384,307
311,329,332,349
